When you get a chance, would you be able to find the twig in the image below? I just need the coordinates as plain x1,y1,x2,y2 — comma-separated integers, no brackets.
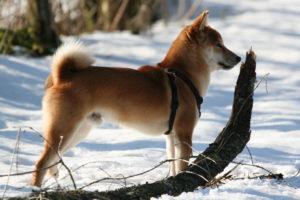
226,161,300,189
2,128,22,199
36,161,106,189
79,159,171,190
204,162,241,188
231,161,274,175
181,171,209,183
57,136,77,190
15,129,23,173
182,141,217,164
80,158,203,190
204,160,284,189
292,169,300,178
111,173,128,188
185,159,211,177
255,73,270,94
231,173,283,181
79,156,214,190
0,161,61,178
245,145,254,165
264,73,270,94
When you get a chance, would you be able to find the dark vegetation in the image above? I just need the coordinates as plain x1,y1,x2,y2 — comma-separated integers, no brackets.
0,0,199,56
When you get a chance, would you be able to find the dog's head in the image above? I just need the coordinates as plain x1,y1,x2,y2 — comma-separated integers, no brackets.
185,11,241,71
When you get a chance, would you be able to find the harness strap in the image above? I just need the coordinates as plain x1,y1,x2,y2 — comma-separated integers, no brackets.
167,68,203,116
164,68,203,135
164,72,179,135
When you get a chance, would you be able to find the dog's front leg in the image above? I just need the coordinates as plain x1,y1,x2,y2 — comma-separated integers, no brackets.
174,132,192,174
166,133,176,176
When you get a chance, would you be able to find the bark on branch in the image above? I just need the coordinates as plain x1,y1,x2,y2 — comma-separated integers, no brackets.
28,50,256,200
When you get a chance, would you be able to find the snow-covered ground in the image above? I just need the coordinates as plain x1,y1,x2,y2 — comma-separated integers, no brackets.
1,0,300,199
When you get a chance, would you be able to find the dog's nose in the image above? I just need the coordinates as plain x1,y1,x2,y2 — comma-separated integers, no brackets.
236,56,241,63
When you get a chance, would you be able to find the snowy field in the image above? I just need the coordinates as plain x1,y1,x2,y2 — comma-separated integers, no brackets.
1,0,300,199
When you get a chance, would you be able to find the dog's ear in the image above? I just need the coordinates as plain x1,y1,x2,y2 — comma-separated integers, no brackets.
193,10,209,31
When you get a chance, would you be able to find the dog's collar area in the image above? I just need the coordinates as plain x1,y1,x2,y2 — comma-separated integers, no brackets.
164,68,203,135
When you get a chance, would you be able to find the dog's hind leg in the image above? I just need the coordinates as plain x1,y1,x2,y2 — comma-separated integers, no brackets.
59,119,93,154
31,104,89,187
31,126,73,186
47,120,93,180
166,133,176,176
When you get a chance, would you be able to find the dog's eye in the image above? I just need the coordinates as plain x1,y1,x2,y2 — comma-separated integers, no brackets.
216,43,223,48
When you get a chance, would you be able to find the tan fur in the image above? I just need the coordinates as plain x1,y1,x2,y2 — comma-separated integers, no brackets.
32,11,241,186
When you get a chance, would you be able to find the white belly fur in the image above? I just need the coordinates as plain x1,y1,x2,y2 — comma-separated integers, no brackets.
86,110,167,136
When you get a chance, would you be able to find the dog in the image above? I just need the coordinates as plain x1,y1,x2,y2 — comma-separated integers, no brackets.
31,10,241,187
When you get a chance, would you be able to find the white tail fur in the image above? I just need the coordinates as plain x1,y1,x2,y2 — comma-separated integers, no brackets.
51,41,94,84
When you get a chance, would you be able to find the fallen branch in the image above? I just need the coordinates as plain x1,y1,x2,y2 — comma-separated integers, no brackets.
24,49,256,199
232,173,284,181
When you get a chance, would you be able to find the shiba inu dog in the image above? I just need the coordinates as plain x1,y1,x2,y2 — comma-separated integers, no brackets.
32,11,241,187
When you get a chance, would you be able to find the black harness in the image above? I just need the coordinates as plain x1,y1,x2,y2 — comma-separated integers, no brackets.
164,68,203,135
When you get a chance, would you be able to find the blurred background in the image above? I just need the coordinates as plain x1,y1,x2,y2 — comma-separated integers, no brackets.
0,0,211,56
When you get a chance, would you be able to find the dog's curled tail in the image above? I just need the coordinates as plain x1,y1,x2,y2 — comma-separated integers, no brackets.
51,41,94,84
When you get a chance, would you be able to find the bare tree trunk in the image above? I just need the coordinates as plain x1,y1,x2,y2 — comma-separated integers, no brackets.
1,0,60,55
181,0,203,25
177,0,186,20
96,0,158,33
110,0,130,31
26,0,60,55
97,0,120,31
161,0,169,26
26,50,256,199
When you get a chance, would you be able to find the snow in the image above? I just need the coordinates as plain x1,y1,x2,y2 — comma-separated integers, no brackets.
1,0,300,199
